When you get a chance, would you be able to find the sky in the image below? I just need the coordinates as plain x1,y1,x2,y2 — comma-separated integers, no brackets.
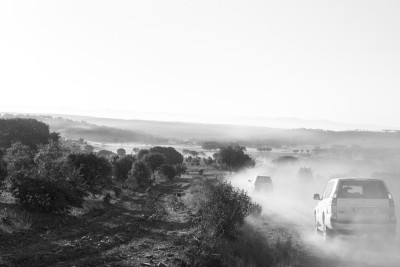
1,1,400,128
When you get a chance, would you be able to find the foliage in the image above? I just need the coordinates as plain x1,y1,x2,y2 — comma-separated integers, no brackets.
257,147,272,153
198,181,261,239
175,164,187,177
202,141,223,151
149,146,183,165
10,143,87,214
182,149,199,156
143,152,166,177
84,144,94,153
0,150,7,187
137,149,150,160
5,142,34,176
0,118,51,150
128,161,151,188
112,155,135,183
67,153,112,195
160,164,176,180
217,146,255,171
97,149,115,158
117,148,126,157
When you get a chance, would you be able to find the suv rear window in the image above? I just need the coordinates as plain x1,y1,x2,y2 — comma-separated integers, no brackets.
337,180,388,199
255,176,271,183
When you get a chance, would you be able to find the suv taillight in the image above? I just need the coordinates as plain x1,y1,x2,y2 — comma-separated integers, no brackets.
330,194,337,220
388,193,396,222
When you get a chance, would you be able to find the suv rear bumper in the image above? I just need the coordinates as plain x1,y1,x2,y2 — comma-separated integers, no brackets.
329,218,396,235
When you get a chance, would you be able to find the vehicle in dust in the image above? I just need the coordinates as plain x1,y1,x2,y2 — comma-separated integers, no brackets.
313,178,397,239
248,175,273,194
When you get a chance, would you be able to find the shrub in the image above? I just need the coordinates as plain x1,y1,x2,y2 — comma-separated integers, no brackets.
0,118,51,150
175,164,187,177
149,146,183,165
67,153,112,195
0,150,7,188
142,152,165,178
216,146,255,171
11,156,87,215
128,161,151,189
112,155,135,183
160,164,176,180
198,181,261,239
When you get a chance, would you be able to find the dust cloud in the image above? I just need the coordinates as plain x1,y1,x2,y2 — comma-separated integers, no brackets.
226,158,400,267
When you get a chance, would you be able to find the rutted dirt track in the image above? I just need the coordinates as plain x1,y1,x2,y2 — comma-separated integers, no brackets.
0,177,193,267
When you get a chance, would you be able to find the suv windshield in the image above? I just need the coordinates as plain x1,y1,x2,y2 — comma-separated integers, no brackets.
337,180,388,199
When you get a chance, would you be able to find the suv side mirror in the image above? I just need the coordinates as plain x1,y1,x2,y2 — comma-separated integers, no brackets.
248,180,252,182
313,194,321,200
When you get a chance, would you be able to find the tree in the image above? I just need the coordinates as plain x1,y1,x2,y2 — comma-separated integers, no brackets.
137,149,150,160
78,138,85,144
128,161,151,188
67,153,112,195
149,146,183,165
97,149,115,158
117,148,126,157
0,118,51,150
217,146,255,171
257,147,272,153
84,144,94,153
49,132,61,142
202,141,223,151
132,148,140,154
143,152,165,179
0,150,8,188
5,142,34,175
160,164,176,180
10,143,87,214
112,155,135,183
175,164,187,177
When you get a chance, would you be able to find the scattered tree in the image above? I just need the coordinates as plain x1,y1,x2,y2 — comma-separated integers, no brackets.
67,153,112,195
143,152,165,179
84,144,94,153
149,146,183,165
112,155,135,183
128,161,151,188
217,146,255,171
160,164,176,180
117,148,126,157
0,118,51,150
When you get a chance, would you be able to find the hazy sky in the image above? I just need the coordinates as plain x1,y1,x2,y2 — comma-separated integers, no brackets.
1,1,400,127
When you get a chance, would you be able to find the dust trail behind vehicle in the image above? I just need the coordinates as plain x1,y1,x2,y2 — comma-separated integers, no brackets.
226,159,400,267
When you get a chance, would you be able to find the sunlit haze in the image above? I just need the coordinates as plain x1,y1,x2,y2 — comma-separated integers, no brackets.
1,1,400,128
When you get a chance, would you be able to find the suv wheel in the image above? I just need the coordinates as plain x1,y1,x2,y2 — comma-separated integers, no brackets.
322,216,335,242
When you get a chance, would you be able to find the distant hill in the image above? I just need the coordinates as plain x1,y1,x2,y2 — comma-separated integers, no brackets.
2,112,400,148
0,113,168,145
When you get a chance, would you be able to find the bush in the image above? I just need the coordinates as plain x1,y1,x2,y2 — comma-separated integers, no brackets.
160,164,176,180
112,155,135,183
0,150,7,188
216,146,255,171
175,164,187,177
11,153,87,215
198,181,261,239
128,161,151,189
67,153,112,195
149,146,183,165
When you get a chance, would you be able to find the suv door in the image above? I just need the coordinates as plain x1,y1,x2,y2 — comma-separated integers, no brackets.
316,181,335,229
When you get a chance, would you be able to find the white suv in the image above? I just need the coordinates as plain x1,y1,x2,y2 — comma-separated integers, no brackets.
313,178,397,239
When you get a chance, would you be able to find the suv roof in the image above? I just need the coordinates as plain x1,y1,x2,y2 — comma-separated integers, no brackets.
328,177,383,182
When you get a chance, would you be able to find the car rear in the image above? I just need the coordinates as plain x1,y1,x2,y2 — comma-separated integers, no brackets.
328,178,397,235
254,176,273,193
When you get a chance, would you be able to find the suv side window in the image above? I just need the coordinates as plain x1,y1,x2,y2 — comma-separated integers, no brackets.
322,181,335,199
